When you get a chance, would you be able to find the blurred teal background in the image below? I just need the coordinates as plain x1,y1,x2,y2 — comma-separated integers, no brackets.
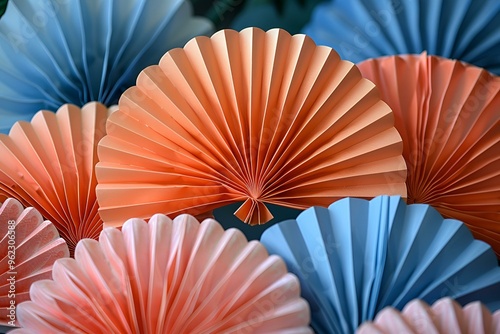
215,203,303,240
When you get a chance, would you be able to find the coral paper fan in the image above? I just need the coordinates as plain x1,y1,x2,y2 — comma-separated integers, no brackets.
260,196,500,334
0,102,111,255
357,298,500,334
0,198,69,327
357,54,500,257
96,27,407,227
302,0,500,75
11,214,312,333
0,0,213,134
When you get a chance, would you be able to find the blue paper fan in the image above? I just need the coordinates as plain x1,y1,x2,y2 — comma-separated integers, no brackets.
302,0,500,75
260,196,500,334
0,0,213,133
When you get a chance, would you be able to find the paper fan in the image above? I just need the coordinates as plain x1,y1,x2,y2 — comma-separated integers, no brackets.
302,0,500,75
0,198,69,327
0,0,214,134
95,27,407,228
0,102,111,255
357,54,500,257
357,298,500,334
260,196,500,334
10,214,312,333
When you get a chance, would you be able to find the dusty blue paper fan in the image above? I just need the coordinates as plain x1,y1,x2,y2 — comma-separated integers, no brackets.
0,0,213,133
260,196,500,334
302,0,500,75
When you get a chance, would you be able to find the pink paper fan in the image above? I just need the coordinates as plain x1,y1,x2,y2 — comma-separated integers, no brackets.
11,214,312,333
357,297,500,334
0,102,112,255
0,198,69,327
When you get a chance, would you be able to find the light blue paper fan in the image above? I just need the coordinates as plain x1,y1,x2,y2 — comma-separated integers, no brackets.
0,0,214,133
302,0,500,75
260,196,500,334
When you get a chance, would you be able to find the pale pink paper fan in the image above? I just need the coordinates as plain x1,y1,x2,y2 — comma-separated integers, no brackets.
0,198,69,327
96,27,407,227
0,102,112,255
11,214,312,333
357,298,500,334
358,53,500,257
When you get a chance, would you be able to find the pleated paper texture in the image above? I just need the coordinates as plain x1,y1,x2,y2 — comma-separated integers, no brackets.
302,0,500,75
357,53,500,257
11,214,312,333
0,0,213,134
260,196,500,334
0,198,69,327
96,27,407,228
0,102,111,255
357,298,500,334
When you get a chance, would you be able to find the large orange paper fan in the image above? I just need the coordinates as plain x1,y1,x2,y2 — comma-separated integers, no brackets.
0,102,111,255
358,53,500,257
96,27,407,227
